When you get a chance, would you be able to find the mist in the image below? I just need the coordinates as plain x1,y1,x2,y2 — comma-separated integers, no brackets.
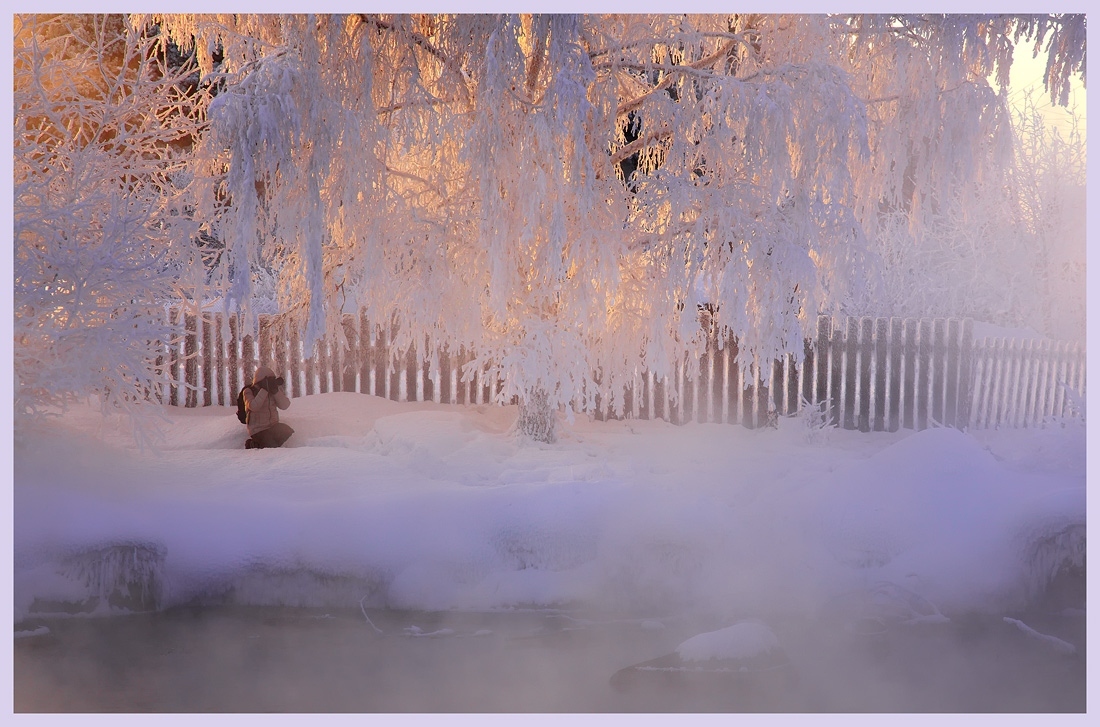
13,395,1085,712
15,598,1084,712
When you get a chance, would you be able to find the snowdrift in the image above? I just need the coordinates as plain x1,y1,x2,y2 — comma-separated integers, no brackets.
13,393,1085,624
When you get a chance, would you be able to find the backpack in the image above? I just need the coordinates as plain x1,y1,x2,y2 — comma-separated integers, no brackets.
235,385,255,424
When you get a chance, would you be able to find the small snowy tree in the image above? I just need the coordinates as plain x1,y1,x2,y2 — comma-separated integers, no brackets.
1008,90,1086,342
838,16,1086,338
150,13,1084,441
14,15,207,442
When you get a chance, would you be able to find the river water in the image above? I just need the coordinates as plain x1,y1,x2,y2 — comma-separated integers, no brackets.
14,605,1085,712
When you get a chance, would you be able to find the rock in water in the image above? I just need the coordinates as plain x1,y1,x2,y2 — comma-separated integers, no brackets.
610,620,796,710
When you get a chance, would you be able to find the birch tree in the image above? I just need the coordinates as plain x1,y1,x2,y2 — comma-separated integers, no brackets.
14,14,207,442
150,13,1085,441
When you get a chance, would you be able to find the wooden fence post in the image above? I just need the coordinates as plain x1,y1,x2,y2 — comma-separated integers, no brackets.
697,340,711,424
213,314,226,406
957,318,973,428
665,361,679,423
258,315,272,373
785,352,799,418
725,338,739,425
814,316,830,417
1011,338,1026,425
841,317,858,430
241,324,256,392
227,315,240,402
423,343,436,404
169,306,179,406
1019,340,1033,427
683,355,696,424
481,361,493,407
405,340,419,402
1073,343,1086,412
991,338,1008,427
316,334,331,394
829,318,844,427
200,314,213,407
371,324,386,399
288,326,301,398
622,370,635,420
776,355,787,417
943,319,961,428
357,314,371,397
274,319,289,397
873,318,888,431
971,337,989,430
737,358,751,428
1051,342,1067,418
456,346,469,405
342,315,358,393
915,319,933,430
183,311,198,408
652,370,665,422
930,318,946,427
754,357,770,428
438,345,453,405
984,336,1000,429
1039,339,1055,420
858,317,873,432
899,319,916,429
801,334,814,414
887,318,904,431
387,339,401,400
302,329,315,396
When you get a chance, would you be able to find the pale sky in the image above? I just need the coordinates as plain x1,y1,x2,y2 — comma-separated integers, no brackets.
1003,43,1086,142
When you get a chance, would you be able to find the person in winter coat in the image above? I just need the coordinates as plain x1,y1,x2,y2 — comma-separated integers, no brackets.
243,365,293,449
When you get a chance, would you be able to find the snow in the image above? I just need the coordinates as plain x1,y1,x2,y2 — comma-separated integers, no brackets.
1002,617,1077,655
13,393,1085,626
675,621,780,662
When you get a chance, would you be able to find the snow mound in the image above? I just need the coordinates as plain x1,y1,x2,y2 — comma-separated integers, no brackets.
13,395,1085,621
676,621,781,662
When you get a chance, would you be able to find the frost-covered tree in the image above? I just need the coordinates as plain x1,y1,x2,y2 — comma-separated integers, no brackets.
150,13,1084,441
1008,90,1086,342
839,15,1086,337
862,89,1086,340
14,14,207,442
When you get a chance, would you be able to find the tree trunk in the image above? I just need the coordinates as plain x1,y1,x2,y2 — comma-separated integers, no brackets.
517,388,556,443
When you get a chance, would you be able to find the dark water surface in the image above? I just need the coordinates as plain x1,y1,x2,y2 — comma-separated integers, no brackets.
14,605,1085,712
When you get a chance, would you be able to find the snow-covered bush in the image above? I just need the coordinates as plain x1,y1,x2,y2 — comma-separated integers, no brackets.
14,15,206,443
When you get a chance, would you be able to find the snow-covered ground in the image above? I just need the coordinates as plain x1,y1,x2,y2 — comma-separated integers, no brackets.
13,393,1086,628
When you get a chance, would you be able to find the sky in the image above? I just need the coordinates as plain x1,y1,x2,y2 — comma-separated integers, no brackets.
1002,42,1087,142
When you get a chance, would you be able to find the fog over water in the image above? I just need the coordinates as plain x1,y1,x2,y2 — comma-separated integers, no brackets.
13,395,1086,713
13,602,1086,712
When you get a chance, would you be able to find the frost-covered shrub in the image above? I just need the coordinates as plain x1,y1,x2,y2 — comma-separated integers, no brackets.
14,15,206,443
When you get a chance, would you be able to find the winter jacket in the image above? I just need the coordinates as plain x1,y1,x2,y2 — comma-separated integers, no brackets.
243,365,291,436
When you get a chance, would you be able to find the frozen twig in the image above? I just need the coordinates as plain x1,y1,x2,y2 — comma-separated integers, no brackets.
359,594,383,634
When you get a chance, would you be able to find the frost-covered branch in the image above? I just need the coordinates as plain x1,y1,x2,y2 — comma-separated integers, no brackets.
14,14,208,444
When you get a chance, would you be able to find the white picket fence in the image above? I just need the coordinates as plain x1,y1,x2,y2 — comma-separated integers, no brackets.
159,311,1085,432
